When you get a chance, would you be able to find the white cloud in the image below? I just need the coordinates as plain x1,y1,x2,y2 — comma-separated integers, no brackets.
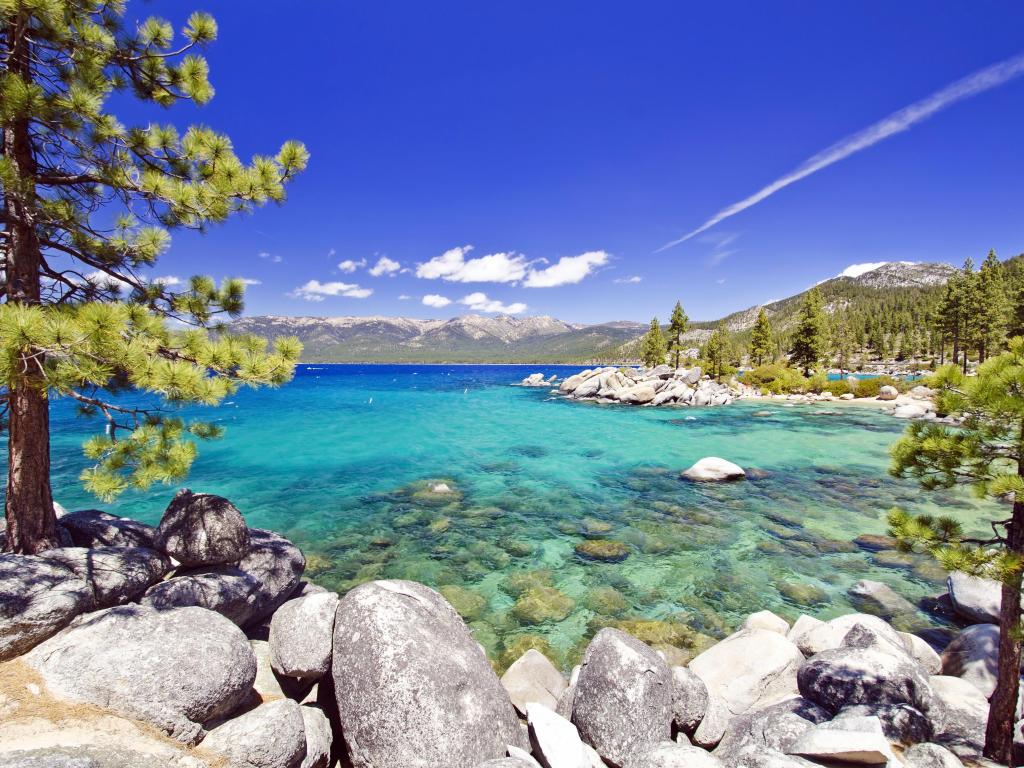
836,260,915,278
417,245,528,283
259,251,283,263
289,280,373,301
657,51,1024,251
458,292,527,314
422,294,452,308
614,275,643,284
523,250,609,288
338,258,366,273
369,256,401,277
238,278,262,286
398,294,412,300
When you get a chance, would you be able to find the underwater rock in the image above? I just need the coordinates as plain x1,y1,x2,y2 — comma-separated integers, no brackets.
777,581,828,606
854,534,899,552
574,540,630,563
505,570,555,598
585,586,630,617
579,518,614,538
512,587,575,625
440,584,488,622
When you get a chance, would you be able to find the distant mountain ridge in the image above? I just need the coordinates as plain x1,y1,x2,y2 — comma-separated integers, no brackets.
233,261,961,363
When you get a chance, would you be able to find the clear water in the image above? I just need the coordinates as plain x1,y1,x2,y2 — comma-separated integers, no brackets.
37,365,993,670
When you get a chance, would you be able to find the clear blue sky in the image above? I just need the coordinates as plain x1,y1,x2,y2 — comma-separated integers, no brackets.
128,1,1024,323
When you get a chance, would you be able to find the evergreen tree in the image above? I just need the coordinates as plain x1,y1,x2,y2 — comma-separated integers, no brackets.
666,301,689,368
1,3,308,552
639,317,666,367
831,323,854,375
789,288,828,375
702,326,730,381
749,308,773,366
889,342,1024,762
976,250,1009,362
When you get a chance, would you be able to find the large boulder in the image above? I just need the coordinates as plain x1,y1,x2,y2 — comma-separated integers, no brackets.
59,509,157,549
902,743,965,768
0,553,91,661
789,613,905,657
570,628,672,767
797,644,933,715
741,610,790,635
946,573,1004,624
269,592,339,680
501,649,568,716
299,706,332,768
688,628,803,717
154,489,251,567
142,528,304,629
681,458,745,482
199,699,306,768
526,702,590,768
40,546,170,610
712,697,828,763
25,604,256,744
787,716,897,764
928,675,988,759
899,632,943,675
670,666,709,734
631,741,724,768
832,703,933,745
332,580,524,768
940,623,999,698
878,385,899,401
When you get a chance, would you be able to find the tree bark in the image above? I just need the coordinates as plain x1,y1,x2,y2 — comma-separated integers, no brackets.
2,12,59,554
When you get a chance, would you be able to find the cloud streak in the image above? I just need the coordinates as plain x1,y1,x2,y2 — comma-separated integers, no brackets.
656,51,1024,252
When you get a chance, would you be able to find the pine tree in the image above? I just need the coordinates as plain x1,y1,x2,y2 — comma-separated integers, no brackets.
749,308,773,366
665,301,689,368
830,323,854,375
639,317,666,368
889,342,1024,762
702,326,730,381
1,3,308,553
789,288,828,375
976,250,1009,363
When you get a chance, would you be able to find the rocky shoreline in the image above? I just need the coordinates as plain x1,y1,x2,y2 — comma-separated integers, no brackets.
0,490,1015,767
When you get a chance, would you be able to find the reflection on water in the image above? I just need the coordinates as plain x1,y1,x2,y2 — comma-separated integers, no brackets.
35,365,991,671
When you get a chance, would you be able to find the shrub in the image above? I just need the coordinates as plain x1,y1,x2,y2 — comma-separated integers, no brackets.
826,379,851,397
853,375,898,398
804,371,830,393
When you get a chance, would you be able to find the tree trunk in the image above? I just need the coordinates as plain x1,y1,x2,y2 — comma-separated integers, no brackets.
2,13,59,554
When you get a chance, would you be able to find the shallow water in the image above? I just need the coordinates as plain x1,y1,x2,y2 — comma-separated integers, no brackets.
36,365,993,669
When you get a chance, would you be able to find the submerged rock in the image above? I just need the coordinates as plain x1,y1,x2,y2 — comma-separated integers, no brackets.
681,457,745,482
512,586,575,624
574,539,630,563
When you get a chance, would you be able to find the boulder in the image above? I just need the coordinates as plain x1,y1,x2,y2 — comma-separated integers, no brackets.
940,623,999,698
670,666,709,734
681,458,745,482
910,385,936,399
928,675,988,759
154,489,251,567
621,384,658,404
269,592,339,680
501,649,568,716
899,632,942,675
692,694,730,749
902,743,965,768
878,385,898,401
199,699,306,768
688,628,803,717
833,703,932,744
787,716,897,764
631,741,724,767
789,613,905,657
741,610,790,635
25,604,256,744
526,703,589,768
0,553,91,661
847,579,917,622
480,761,540,768
237,529,306,625
59,509,157,549
894,403,931,419
299,706,332,768
786,615,824,649
507,746,544,767
729,748,819,768
712,697,828,763
947,573,1003,624
40,546,170,610
797,644,933,715
571,627,672,767
332,580,524,768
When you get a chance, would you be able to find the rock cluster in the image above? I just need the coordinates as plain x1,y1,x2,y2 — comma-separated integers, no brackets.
555,365,749,407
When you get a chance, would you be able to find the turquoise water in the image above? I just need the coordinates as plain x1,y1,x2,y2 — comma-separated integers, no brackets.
38,365,993,669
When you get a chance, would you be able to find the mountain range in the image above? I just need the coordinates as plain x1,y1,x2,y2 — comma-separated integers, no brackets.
231,261,958,363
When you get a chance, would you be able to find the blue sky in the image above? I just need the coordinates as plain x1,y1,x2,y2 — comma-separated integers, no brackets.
125,1,1024,323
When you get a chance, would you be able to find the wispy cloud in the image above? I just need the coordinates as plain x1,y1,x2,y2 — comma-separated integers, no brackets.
369,256,402,277
656,51,1024,252
289,280,373,301
614,275,643,284
338,258,366,273
258,251,283,263
523,251,609,288
459,292,527,314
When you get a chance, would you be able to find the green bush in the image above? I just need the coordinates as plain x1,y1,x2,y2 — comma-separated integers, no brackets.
853,375,898,398
825,379,851,397
804,371,830,393
740,363,808,394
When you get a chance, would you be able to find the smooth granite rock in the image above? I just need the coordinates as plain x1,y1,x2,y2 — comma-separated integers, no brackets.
940,623,1000,698
40,546,170,610
712,697,828,763
269,592,339,680
902,743,965,768
154,490,251,567
928,675,988,759
526,702,589,768
59,510,157,549
741,610,790,635
200,699,306,768
787,716,897,764
501,649,568,716
670,666,709,734
631,740,724,768
947,572,1004,624
681,457,745,482
797,644,933,715
899,632,943,675
298,706,332,768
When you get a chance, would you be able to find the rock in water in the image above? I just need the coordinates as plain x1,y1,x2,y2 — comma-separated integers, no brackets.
688,628,803,717
946,572,1003,624
200,699,306,768
270,591,340,680
847,580,917,622
570,627,672,768
25,604,256,744
501,649,568,715
154,489,251,567
0,553,91,661
681,457,745,482
40,546,170,610
332,580,524,767
59,509,157,549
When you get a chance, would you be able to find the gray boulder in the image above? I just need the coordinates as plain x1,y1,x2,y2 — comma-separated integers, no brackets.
670,666,709,734
501,649,568,716
940,623,999,698
833,703,932,744
0,553,91,661
299,706,332,768
25,604,256,744
688,628,803,717
947,572,1004,624
797,644,933,714
928,675,988,759
741,610,790,635
712,697,828,763
526,702,590,768
681,457,745,482
902,743,965,768
570,627,672,767
630,741,723,767
41,546,170,609
789,613,905,657
787,716,897,764
154,489,251,567
899,632,943,675
237,529,305,624
200,699,306,768
692,695,729,749
60,509,157,549
847,580,918,622
332,580,524,768
730,748,818,768
478,761,538,768
269,592,339,680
